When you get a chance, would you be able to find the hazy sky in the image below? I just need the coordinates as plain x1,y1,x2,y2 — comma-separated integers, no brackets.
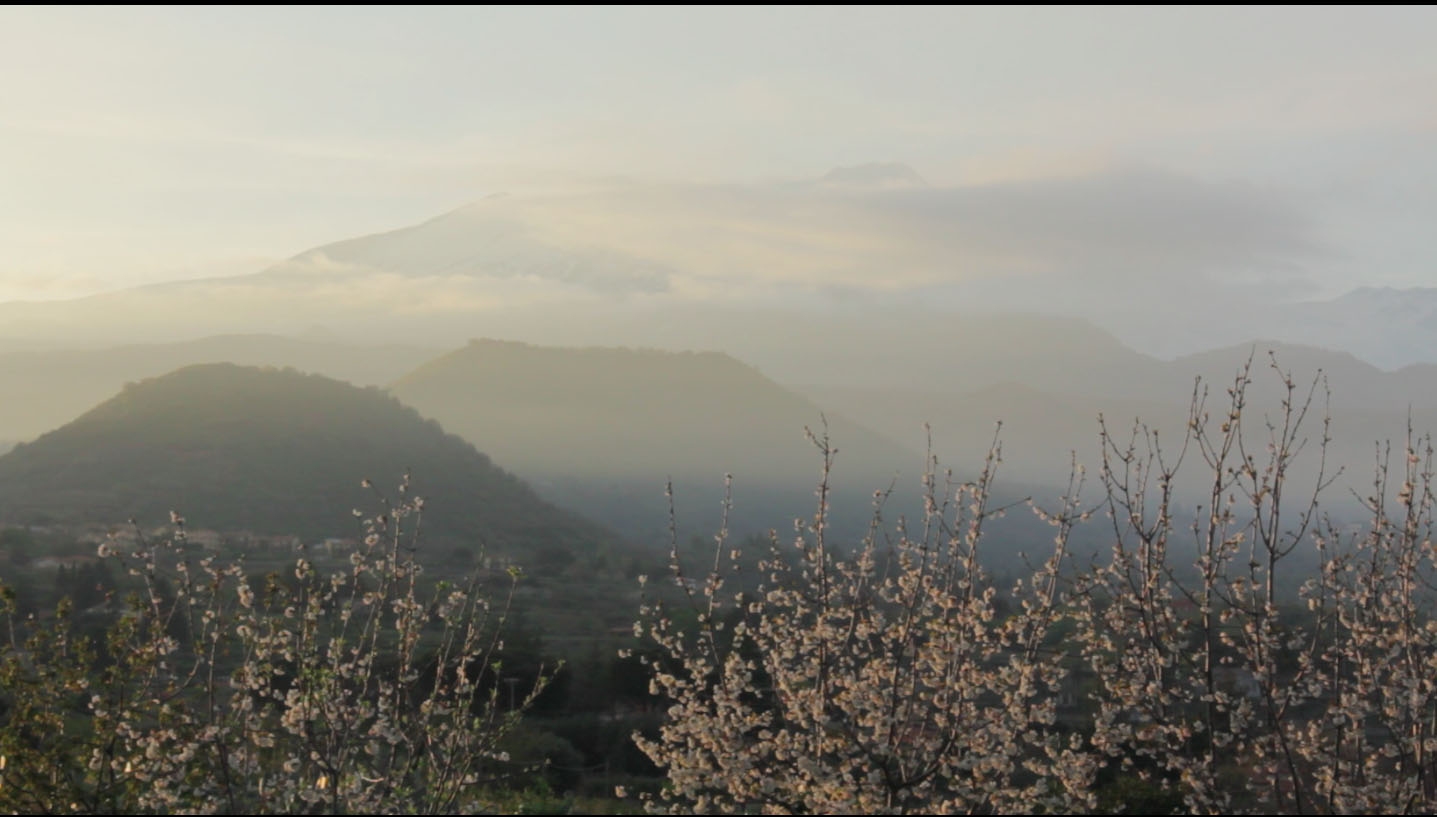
2,6,1435,303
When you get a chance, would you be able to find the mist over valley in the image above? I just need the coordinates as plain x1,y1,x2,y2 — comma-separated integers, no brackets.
5,9,1437,811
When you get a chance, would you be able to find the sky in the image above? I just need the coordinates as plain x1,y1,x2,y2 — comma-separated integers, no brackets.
2,6,1435,304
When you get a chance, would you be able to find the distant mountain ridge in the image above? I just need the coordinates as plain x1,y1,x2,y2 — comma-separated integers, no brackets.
392,338,910,479
1283,287,1437,369
390,338,921,542
4,178,1424,372
818,162,927,188
273,201,674,296
804,338,1437,520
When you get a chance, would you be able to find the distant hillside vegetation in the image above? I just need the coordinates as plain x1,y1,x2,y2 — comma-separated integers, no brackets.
393,339,909,481
391,339,919,542
0,363,620,559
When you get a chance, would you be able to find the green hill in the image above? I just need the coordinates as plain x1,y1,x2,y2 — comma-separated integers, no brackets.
391,339,920,543
0,333,441,445
0,363,621,560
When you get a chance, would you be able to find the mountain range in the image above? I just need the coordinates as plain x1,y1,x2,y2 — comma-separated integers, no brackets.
1,183,1435,552
2,173,1436,373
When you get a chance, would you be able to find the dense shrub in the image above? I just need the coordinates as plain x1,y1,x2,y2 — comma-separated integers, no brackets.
0,478,554,813
633,357,1437,814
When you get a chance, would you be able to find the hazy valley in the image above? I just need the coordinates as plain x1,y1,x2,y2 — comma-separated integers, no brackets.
1,183,1434,592
6,9,1437,807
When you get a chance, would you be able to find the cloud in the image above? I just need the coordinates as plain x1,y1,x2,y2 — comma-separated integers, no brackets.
860,168,1320,298
3,166,1323,331
173,166,1319,319
432,168,1325,311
